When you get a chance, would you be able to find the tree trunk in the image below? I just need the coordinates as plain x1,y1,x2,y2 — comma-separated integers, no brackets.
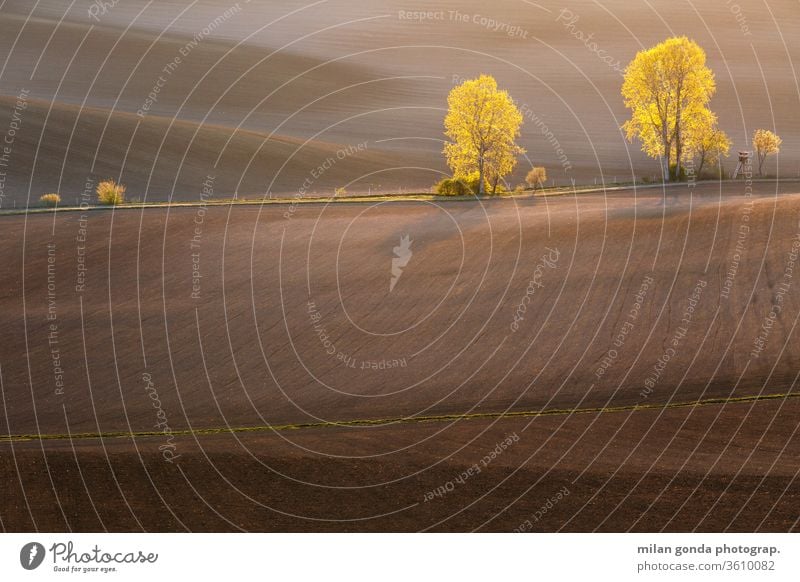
477,149,486,195
662,121,671,182
491,175,499,195
696,151,706,177
758,152,765,177
674,120,682,181
674,80,684,183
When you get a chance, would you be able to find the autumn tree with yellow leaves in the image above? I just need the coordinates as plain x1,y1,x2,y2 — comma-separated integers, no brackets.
525,167,547,190
444,75,524,195
622,37,717,182
484,144,520,194
753,129,782,176
684,113,731,176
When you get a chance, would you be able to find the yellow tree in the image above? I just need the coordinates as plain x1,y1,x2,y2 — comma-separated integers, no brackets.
694,125,731,176
753,129,782,176
683,112,731,176
525,167,547,190
621,37,716,181
485,141,524,194
444,75,524,195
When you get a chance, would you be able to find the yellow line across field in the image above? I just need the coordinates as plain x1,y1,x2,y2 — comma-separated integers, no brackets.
1,391,798,444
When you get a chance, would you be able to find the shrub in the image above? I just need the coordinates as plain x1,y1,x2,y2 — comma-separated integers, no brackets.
97,179,125,205
435,175,484,196
462,174,482,195
334,187,347,196
40,193,61,207
526,167,547,190
435,178,466,196
514,184,526,194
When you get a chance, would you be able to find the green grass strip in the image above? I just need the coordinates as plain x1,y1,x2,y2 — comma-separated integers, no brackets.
1,390,798,444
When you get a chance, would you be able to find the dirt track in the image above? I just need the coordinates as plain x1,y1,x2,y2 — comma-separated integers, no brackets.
2,182,800,531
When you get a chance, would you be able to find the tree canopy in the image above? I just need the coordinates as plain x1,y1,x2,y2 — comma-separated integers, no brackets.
684,113,731,176
622,37,716,181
